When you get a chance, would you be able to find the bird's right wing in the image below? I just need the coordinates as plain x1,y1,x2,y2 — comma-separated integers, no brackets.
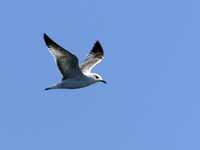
43,33,83,80
80,41,104,74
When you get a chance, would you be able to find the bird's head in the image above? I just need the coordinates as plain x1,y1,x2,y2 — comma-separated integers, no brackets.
91,73,107,84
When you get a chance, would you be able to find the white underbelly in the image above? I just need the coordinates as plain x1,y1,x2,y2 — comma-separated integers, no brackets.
58,79,93,89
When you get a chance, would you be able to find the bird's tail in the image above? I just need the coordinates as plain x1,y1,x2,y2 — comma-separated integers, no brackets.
44,85,58,90
44,87,52,90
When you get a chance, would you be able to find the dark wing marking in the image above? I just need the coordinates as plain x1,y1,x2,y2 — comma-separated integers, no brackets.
80,41,104,74
43,33,83,80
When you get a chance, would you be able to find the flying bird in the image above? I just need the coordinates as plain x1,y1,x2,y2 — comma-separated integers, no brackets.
43,33,106,90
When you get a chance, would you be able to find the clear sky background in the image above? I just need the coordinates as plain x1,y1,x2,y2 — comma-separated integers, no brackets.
0,0,200,149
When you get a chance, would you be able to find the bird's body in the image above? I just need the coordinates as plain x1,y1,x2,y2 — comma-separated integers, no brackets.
43,33,106,90
45,75,95,90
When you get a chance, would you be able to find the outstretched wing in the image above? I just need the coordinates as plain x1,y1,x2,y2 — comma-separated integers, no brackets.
43,33,83,80
80,41,104,74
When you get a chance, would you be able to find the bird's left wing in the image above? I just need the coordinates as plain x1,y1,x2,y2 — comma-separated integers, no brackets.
43,33,83,80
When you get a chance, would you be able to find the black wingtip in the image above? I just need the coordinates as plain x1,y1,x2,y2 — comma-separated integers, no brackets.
43,33,47,37
43,33,48,39
43,33,59,48
43,33,51,45
94,40,101,47
95,40,100,44
92,40,104,55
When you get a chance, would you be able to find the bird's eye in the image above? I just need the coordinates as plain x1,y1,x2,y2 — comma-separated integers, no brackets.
95,75,99,79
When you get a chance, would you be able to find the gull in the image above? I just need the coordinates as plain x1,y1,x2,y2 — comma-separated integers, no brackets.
43,33,107,90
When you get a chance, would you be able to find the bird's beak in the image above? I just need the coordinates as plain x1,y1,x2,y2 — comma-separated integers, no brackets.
101,80,107,84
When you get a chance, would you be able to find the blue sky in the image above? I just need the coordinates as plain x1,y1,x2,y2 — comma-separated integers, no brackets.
0,0,200,149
